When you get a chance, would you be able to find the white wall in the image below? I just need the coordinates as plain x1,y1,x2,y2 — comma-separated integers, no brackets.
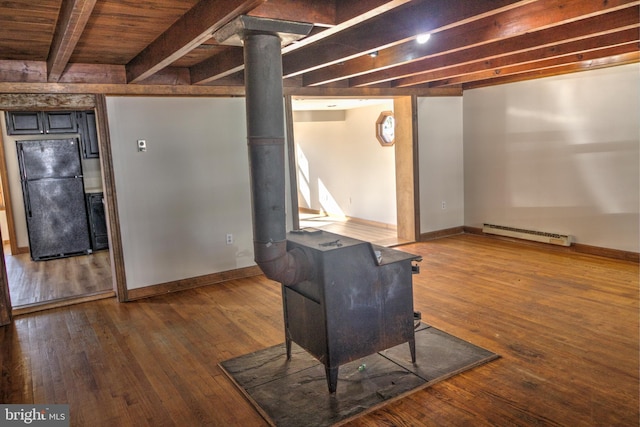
463,64,639,252
417,97,464,233
293,101,397,225
106,97,255,289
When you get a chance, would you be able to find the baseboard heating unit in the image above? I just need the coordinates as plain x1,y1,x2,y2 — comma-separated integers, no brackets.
482,223,573,247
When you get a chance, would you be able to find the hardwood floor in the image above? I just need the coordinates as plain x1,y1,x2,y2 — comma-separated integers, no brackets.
0,234,637,426
5,250,113,309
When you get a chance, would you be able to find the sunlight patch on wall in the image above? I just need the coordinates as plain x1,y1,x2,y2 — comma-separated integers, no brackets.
506,106,583,127
318,178,345,218
296,145,311,207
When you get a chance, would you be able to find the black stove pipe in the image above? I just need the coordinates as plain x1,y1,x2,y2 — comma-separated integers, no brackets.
242,31,313,286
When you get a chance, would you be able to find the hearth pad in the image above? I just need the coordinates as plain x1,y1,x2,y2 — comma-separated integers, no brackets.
220,323,499,426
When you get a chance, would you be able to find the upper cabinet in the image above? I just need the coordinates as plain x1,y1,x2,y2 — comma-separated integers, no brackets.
6,111,77,135
5,110,99,158
5,111,44,135
77,111,100,158
43,111,77,134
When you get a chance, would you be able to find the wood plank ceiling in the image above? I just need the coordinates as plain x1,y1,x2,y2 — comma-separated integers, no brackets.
0,0,637,93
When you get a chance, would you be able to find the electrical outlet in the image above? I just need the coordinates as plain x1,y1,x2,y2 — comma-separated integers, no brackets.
226,233,233,245
137,139,147,152
441,201,446,210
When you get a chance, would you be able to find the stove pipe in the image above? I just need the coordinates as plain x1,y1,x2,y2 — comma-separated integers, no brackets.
238,23,313,286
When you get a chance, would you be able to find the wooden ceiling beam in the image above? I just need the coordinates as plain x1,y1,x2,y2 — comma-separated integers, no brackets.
0,61,128,85
0,81,450,97
248,0,336,26
47,0,97,82
434,43,639,87
349,5,640,87
125,0,264,84
0,60,47,83
281,0,411,53
400,29,639,87
189,0,410,85
135,67,192,86
306,1,639,87
200,72,245,87
281,0,536,77
284,86,461,97
462,50,640,89
334,0,407,24
190,48,244,85
59,63,126,84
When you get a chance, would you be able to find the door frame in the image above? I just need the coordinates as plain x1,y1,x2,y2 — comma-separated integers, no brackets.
0,114,22,257
0,113,12,324
393,95,420,241
0,93,127,317
0,238,10,325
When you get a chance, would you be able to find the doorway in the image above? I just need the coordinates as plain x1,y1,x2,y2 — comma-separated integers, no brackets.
0,110,114,314
289,96,418,246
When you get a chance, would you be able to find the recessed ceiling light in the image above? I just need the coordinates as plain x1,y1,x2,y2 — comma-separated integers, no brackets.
416,33,431,44
369,51,378,58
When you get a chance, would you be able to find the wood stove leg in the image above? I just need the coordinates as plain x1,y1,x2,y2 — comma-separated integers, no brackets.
409,338,416,363
285,335,292,360
282,284,292,360
325,365,339,393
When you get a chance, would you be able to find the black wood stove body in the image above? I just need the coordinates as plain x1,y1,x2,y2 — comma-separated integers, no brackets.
282,229,420,393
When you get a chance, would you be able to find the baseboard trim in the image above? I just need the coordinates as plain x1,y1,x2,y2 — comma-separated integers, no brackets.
463,226,639,262
347,216,397,231
570,243,639,262
126,265,264,301
298,207,320,215
420,226,465,241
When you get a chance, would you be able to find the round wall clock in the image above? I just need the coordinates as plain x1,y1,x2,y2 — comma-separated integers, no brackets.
375,111,395,146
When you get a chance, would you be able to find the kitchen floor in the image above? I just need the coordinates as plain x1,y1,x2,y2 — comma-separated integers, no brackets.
5,249,113,309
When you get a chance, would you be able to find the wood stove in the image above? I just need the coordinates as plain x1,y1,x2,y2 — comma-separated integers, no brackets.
282,229,420,393
215,15,420,394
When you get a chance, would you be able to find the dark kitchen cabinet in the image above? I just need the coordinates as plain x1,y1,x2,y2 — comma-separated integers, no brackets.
5,110,98,158
5,111,44,135
77,111,100,158
86,192,109,251
43,111,77,134
5,111,78,135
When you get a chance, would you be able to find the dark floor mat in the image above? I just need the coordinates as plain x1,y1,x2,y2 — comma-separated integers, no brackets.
220,323,499,427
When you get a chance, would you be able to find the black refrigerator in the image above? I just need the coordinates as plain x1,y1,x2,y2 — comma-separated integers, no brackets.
17,138,92,261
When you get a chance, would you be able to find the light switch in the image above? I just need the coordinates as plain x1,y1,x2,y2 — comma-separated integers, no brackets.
137,139,147,152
